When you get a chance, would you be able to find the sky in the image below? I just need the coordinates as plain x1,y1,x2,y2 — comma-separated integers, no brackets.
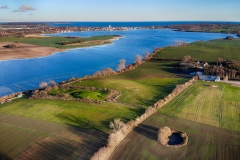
0,0,240,22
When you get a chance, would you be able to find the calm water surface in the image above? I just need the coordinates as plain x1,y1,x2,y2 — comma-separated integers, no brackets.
0,29,236,96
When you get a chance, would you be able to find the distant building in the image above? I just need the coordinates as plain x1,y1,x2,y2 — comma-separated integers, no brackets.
199,75,220,82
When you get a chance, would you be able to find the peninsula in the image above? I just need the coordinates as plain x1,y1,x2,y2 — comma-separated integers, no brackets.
0,35,121,60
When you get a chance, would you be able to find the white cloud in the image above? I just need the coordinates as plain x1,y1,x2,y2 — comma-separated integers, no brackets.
0,5,9,9
13,5,36,12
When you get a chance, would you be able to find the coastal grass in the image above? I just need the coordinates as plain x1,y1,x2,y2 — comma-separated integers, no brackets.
109,113,240,160
159,81,240,132
154,38,240,62
0,35,117,49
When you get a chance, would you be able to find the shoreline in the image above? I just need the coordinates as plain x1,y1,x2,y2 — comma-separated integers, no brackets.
0,42,64,61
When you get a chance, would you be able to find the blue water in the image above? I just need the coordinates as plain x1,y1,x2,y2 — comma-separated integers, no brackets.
0,28,237,96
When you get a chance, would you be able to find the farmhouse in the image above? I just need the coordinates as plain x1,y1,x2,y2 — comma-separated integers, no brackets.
199,75,220,82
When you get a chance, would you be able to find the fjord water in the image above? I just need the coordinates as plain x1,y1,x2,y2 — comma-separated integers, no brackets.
0,29,236,96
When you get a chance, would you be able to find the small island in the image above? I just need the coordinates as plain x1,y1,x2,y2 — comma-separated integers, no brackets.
0,35,121,60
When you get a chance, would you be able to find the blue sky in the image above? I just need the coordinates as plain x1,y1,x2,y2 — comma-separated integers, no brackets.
0,0,240,22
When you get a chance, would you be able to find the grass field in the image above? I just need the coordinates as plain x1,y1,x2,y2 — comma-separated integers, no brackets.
0,98,142,132
0,35,117,49
154,38,240,62
0,61,187,133
73,61,187,106
159,81,240,132
109,113,240,160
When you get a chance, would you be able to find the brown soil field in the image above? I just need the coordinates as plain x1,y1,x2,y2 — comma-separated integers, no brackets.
0,42,63,61
0,113,108,160
109,113,240,160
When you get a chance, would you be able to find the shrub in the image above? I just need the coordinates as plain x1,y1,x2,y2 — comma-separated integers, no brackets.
39,82,48,89
109,118,125,133
157,126,172,145
116,59,126,72
134,54,143,64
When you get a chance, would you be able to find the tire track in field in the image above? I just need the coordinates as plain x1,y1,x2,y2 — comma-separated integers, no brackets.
219,86,224,128
165,85,198,115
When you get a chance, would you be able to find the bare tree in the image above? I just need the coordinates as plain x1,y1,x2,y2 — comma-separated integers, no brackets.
174,40,182,47
48,80,56,86
109,118,125,132
39,82,48,89
158,126,172,145
134,54,142,64
116,59,126,72
145,51,150,60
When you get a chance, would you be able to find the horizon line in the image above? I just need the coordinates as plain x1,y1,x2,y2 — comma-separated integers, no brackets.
1,20,240,23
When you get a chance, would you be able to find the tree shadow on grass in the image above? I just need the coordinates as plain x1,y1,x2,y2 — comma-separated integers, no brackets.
136,83,177,106
56,113,98,129
133,124,159,141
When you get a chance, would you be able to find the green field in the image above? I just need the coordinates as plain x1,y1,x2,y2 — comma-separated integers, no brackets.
160,81,240,132
0,61,187,132
0,35,117,49
154,38,240,62
109,113,240,160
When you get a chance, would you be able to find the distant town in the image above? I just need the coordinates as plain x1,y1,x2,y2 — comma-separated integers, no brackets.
1,22,240,37
0,22,145,37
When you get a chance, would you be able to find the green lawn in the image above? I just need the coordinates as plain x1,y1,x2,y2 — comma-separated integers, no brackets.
159,81,240,132
0,35,117,49
0,98,142,132
154,38,240,62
